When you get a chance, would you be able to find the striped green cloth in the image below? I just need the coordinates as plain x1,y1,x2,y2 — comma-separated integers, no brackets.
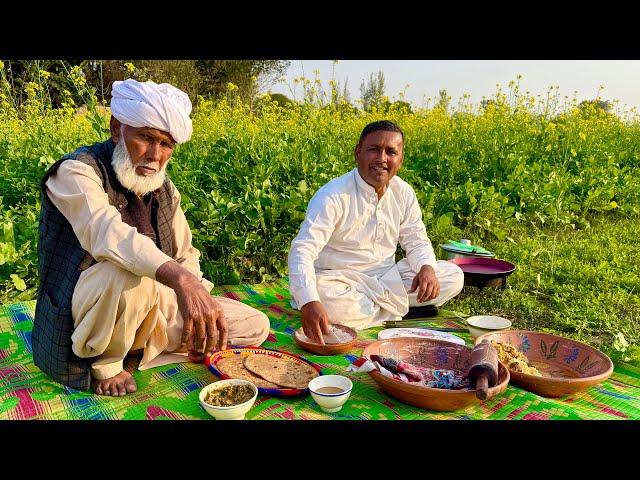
1,278,638,420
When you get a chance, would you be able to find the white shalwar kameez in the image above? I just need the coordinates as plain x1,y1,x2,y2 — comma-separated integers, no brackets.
288,168,464,331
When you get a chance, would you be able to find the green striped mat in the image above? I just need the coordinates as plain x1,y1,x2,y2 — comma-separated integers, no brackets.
1,278,638,420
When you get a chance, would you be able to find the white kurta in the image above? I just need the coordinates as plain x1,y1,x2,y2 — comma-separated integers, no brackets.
288,168,464,330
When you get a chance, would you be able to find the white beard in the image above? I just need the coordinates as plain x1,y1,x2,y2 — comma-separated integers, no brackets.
111,139,168,196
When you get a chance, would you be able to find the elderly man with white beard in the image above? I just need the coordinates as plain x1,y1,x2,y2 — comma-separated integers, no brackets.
32,79,270,396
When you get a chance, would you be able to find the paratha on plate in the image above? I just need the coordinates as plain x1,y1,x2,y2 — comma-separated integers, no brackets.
217,355,282,389
243,354,319,389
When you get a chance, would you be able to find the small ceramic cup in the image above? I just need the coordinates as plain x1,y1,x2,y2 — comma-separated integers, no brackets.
466,315,512,339
308,375,353,413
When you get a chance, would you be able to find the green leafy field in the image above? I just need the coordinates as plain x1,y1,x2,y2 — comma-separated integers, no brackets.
1,69,638,363
447,215,640,365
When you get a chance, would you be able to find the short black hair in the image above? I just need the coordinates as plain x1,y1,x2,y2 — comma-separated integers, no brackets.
358,120,404,144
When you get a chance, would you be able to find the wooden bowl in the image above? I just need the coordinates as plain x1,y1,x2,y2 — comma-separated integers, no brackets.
362,338,510,411
293,324,358,356
476,330,613,397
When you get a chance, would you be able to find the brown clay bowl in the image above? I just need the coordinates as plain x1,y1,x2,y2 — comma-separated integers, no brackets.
293,324,358,356
476,330,613,397
362,338,510,411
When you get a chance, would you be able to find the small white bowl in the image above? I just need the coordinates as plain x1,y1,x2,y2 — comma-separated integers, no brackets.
308,375,353,413
466,315,512,339
199,379,258,420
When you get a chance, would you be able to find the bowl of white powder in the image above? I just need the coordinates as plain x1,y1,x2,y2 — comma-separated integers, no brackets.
293,323,357,356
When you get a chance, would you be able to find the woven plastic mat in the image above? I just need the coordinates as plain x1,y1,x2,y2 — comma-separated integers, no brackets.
1,278,638,420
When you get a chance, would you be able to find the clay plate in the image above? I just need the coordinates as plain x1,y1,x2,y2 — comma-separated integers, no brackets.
362,337,510,411
476,330,613,397
293,324,357,356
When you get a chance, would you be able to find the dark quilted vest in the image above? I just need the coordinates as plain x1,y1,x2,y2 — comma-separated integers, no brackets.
32,139,176,390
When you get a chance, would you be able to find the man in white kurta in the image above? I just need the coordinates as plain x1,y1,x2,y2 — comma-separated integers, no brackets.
288,120,464,342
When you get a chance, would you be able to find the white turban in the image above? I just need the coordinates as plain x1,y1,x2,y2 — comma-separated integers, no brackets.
110,79,193,144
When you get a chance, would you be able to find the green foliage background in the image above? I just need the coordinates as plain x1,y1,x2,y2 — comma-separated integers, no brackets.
1,64,639,362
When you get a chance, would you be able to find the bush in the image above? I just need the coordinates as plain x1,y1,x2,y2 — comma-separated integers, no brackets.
1,66,639,299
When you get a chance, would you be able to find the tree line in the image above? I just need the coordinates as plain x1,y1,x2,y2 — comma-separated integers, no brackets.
2,60,420,114
2,60,616,117
1,60,290,109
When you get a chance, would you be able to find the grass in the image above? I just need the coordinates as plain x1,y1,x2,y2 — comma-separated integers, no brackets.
445,214,640,364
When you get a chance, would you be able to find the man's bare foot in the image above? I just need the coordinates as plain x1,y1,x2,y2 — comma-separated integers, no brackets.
92,371,137,396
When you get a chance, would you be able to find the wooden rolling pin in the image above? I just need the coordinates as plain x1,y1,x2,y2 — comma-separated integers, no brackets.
467,340,499,400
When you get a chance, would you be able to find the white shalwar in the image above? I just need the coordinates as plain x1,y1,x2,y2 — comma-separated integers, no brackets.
288,168,464,331
45,160,270,380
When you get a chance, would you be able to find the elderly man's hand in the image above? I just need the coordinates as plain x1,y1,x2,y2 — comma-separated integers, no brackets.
175,280,228,360
300,301,331,345
156,261,228,361
408,265,440,303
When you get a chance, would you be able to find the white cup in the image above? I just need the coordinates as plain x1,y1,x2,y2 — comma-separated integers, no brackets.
308,375,353,413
